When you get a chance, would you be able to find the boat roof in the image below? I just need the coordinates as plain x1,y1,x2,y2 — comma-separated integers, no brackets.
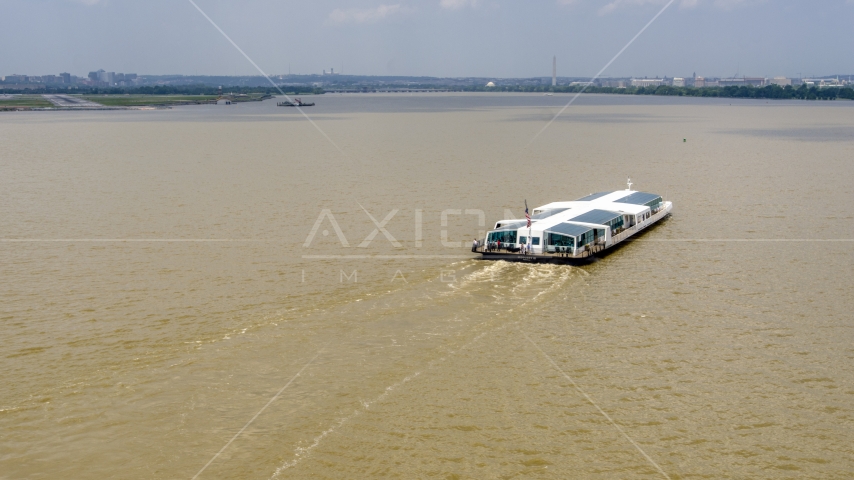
531,208,570,220
492,189,663,233
535,189,657,211
494,220,528,230
547,222,593,237
612,191,661,206
576,191,612,201
567,209,622,225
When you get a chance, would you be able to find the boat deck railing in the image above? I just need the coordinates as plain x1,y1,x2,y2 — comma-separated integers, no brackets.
610,227,635,244
476,241,605,259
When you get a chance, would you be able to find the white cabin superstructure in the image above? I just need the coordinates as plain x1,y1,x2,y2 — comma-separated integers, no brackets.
479,186,672,263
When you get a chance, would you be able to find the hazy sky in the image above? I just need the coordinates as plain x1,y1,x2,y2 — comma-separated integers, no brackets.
2,0,852,78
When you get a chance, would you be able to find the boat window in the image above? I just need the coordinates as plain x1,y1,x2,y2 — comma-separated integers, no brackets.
576,230,594,246
644,197,663,210
487,230,518,244
520,236,540,245
607,216,624,233
547,233,575,248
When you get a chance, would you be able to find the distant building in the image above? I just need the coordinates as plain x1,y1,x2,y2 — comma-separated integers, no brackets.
694,76,705,87
598,79,627,88
769,77,791,86
672,77,685,87
719,77,766,87
552,56,556,87
60,72,71,83
3,74,27,83
631,78,667,87
803,78,846,88
485,81,496,87
99,71,115,84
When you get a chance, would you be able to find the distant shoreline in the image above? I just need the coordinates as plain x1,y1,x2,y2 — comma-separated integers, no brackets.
3,86,853,112
465,84,854,101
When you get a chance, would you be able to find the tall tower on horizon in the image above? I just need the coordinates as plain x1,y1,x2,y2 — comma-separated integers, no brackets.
552,56,557,86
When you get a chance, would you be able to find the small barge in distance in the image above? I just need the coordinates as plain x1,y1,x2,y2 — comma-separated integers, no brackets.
277,98,315,107
477,180,672,264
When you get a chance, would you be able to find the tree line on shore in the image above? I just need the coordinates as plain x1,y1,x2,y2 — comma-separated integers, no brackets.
457,83,854,100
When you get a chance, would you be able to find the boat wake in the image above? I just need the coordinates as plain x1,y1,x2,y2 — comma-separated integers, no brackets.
265,261,587,476
269,371,422,477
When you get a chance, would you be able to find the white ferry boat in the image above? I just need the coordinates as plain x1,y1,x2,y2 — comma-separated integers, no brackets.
478,180,672,264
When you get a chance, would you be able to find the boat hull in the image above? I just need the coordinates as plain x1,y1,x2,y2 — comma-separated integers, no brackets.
480,251,598,265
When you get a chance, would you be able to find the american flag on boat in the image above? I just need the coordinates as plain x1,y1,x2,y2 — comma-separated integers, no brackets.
525,201,531,228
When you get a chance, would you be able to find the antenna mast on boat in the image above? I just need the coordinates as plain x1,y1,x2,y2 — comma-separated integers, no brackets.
627,177,633,191
525,199,532,255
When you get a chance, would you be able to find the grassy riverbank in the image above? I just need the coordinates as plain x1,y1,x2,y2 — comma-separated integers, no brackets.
81,93,271,106
0,95,54,109
81,95,217,106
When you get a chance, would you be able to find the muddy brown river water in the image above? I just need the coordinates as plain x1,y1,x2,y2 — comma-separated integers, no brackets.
1,93,853,478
